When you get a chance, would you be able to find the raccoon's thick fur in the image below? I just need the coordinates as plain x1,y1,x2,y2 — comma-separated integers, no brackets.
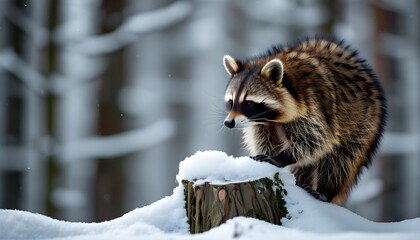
222,37,386,205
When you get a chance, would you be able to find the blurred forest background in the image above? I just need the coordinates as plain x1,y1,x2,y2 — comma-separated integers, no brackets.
0,0,419,223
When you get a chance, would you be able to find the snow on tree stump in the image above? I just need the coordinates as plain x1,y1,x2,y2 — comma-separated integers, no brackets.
182,172,288,233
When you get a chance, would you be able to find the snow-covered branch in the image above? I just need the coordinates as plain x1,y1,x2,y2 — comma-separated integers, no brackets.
53,1,193,55
0,48,48,95
0,4,49,47
54,119,177,163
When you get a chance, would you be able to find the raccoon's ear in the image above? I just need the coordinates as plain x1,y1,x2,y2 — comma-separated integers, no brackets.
223,55,241,77
261,59,284,84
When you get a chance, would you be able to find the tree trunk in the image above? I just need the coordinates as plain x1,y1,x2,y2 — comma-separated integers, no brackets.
182,173,288,233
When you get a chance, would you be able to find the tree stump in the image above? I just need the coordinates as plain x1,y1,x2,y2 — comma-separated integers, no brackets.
182,172,288,233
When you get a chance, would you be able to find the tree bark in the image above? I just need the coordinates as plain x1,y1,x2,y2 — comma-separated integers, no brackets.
182,173,288,233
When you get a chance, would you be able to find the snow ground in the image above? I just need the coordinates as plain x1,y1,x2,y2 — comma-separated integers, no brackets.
1,150,419,240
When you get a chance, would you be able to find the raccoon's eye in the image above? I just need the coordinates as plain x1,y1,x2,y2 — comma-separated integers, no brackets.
243,100,254,108
226,99,233,109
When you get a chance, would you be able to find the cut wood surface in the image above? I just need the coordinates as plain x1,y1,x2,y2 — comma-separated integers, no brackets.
182,173,288,233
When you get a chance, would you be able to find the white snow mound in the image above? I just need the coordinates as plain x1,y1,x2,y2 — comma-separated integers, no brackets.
0,150,419,240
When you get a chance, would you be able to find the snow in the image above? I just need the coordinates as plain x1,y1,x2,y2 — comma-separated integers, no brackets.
0,150,419,240
177,150,281,185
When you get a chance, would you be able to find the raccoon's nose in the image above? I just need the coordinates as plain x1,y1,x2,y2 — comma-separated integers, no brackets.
224,118,235,128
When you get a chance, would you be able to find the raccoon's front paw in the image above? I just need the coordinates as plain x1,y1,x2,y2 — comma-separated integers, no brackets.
251,155,279,167
301,184,329,202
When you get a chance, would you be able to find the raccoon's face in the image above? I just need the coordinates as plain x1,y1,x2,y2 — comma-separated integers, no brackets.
222,55,299,128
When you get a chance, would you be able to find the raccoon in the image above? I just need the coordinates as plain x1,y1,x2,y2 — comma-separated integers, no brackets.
222,37,386,205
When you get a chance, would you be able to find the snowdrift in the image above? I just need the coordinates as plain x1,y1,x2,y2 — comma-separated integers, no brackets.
0,150,419,240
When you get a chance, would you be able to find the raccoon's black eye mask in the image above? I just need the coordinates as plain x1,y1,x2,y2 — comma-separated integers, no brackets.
241,102,278,121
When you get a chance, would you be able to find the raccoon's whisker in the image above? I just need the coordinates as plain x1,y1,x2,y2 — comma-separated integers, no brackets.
251,118,277,123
